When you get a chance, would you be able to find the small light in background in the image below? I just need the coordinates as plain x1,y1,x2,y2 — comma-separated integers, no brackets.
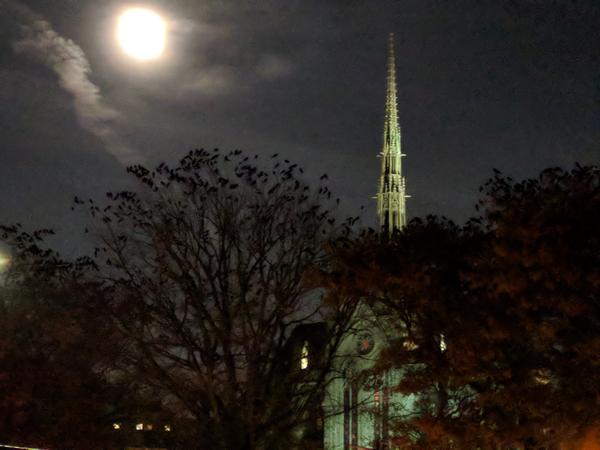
136,423,144,431
533,368,552,385
164,424,171,432
112,423,121,430
0,254,10,270
300,341,309,370
146,424,153,431
439,334,447,352
402,339,418,351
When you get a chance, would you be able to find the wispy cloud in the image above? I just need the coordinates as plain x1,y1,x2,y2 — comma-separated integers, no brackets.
2,0,139,164
180,65,235,97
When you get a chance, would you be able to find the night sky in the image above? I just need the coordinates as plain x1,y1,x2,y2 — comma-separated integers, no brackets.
0,0,598,252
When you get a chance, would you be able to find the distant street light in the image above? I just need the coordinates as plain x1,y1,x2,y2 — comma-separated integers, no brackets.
0,254,10,271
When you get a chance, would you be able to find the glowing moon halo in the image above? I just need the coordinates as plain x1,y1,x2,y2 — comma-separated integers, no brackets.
117,8,166,60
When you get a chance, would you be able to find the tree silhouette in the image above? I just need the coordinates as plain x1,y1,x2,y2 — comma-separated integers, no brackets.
0,226,134,449
77,149,357,450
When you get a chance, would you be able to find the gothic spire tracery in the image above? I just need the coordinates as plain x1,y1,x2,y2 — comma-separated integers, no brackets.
377,32,407,234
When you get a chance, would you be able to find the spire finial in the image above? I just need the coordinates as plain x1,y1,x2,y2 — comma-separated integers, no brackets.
376,33,407,234
385,33,398,142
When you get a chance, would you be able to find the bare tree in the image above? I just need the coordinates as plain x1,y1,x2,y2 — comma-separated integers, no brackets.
80,149,357,450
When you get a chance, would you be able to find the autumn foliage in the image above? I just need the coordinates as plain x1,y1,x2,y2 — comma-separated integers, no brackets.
1,157,598,449
328,165,600,448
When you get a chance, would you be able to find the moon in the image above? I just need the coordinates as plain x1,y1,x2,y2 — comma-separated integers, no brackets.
117,8,166,60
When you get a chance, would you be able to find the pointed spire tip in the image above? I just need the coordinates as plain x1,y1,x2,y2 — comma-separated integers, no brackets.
387,33,396,62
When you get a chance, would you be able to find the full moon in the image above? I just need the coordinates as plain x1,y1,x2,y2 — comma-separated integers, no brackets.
117,8,166,60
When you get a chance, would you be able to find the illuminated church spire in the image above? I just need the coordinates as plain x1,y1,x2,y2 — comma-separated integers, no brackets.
377,33,407,234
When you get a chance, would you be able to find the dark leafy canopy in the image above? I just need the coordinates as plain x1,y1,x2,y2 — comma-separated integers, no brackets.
328,165,600,448
464,165,600,447
0,226,132,450
80,149,356,450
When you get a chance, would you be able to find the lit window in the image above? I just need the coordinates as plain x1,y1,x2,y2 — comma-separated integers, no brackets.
533,368,552,385
136,423,144,431
439,334,447,352
402,339,418,351
146,424,153,431
112,423,121,430
164,424,171,432
300,341,309,370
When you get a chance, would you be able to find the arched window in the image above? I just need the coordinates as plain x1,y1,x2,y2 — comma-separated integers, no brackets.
300,341,309,370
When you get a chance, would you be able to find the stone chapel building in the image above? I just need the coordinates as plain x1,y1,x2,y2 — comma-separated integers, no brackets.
321,32,410,450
